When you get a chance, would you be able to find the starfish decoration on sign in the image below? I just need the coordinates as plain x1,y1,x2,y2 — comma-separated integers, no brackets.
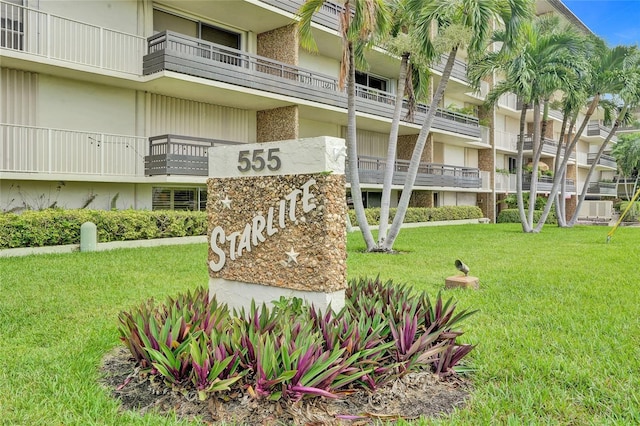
220,195,232,209
285,247,299,265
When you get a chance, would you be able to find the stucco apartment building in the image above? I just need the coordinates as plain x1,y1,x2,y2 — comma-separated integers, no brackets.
0,0,618,221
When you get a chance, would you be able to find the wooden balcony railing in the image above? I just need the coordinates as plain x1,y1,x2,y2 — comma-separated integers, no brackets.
347,155,482,189
496,173,576,193
522,134,575,160
0,123,145,176
0,0,145,74
145,135,242,176
587,182,617,196
522,174,575,193
587,152,617,169
587,121,618,142
258,0,469,82
144,31,480,138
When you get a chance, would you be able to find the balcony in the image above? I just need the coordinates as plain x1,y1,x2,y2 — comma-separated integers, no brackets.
347,155,482,189
587,181,617,196
586,121,618,143
587,153,617,169
496,173,576,193
0,123,145,177
143,31,480,139
259,0,469,83
145,135,242,176
522,174,575,193
0,0,145,75
522,134,575,160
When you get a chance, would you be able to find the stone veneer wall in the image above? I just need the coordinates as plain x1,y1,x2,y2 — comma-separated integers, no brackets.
257,25,298,65
565,164,578,221
207,174,347,293
396,134,432,207
397,134,430,161
410,191,433,208
257,106,299,142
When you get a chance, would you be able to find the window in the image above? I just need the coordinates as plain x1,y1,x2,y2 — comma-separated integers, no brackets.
152,187,207,211
1,0,24,50
200,23,240,49
508,157,517,174
355,71,388,92
153,9,241,49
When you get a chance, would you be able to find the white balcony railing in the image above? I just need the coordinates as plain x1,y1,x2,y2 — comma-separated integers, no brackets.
495,130,518,151
0,0,145,74
0,123,146,176
480,171,491,190
497,93,519,110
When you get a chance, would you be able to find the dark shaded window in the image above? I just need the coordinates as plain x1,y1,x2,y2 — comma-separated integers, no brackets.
152,187,207,211
356,71,388,92
200,23,240,49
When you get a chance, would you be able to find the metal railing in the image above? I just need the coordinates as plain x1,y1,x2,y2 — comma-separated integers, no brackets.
0,0,145,74
0,123,145,176
145,134,243,176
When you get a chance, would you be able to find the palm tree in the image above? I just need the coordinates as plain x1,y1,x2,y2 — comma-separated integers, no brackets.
298,0,390,251
612,132,640,201
470,14,585,233
377,0,434,249
539,42,636,231
380,0,533,248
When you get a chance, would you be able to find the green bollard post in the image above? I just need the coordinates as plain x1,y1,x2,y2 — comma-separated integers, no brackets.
80,221,97,252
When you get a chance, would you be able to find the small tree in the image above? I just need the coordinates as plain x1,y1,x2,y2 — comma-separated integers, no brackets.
612,132,640,201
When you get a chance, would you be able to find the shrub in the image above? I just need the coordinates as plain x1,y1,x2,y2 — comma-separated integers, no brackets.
0,209,208,249
618,201,640,222
348,206,483,226
497,209,558,225
118,277,475,403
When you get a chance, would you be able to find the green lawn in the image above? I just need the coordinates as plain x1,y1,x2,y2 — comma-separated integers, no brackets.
1,224,639,425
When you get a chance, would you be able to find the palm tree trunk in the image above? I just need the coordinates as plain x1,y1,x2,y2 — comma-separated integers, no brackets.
346,41,376,250
382,46,458,250
516,104,531,232
552,113,570,227
378,52,410,248
567,109,625,226
527,100,542,229
535,104,596,231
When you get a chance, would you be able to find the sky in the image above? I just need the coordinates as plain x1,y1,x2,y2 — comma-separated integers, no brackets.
563,0,640,47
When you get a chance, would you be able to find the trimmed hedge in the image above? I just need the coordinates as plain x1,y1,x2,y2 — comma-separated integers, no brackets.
348,206,483,226
0,209,208,249
497,209,558,225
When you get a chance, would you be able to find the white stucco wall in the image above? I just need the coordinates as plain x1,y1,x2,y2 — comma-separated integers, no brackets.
299,118,341,139
299,51,340,79
34,0,139,34
443,145,465,166
38,75,137,135
0,180,152,211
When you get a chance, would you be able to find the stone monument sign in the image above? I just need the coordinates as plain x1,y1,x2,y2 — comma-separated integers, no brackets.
207,136,347,311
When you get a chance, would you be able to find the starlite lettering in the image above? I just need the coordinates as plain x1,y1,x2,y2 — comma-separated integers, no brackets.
209,178,318,272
